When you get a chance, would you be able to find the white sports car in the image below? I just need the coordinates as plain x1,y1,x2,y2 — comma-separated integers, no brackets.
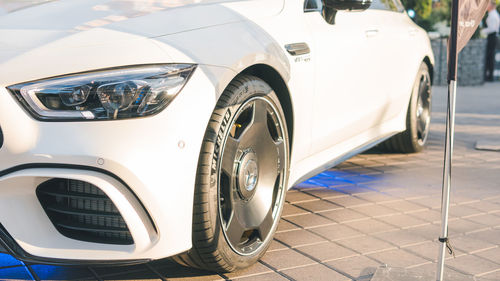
0,0,433,272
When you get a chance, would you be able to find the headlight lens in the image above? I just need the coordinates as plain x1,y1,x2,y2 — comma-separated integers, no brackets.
8,64,196,121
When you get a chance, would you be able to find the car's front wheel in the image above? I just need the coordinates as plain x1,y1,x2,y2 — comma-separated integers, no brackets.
174,75,289,272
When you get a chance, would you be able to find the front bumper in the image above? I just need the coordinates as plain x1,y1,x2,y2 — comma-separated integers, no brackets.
0,65,226,263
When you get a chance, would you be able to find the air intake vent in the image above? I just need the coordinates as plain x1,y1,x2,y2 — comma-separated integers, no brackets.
36,179,133,245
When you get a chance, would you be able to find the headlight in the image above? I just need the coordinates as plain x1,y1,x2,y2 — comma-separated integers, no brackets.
7,64,196,121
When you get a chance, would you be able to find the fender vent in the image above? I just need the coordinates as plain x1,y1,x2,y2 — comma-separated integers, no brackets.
36,179,133,245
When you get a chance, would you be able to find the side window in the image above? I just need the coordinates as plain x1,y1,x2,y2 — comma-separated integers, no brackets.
369,0,398,12
304,0,322,11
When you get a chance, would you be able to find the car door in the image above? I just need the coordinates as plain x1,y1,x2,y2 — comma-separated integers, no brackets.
366,0,418,121
303,0,390,155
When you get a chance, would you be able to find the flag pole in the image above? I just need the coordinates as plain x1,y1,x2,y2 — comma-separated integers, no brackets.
436,0,460,279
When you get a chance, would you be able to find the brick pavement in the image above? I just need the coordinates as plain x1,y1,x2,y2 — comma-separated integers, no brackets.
1,83,500,280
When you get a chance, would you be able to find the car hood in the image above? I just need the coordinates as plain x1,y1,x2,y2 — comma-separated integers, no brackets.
0,0,283,39
0,0,283,85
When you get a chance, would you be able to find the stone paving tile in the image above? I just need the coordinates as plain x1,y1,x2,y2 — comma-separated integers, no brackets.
465,214,500,228
405,223,443,240
336,235,396,254
293,199,343,213
445,255,500,276
281,263,350,281
308,223,364,241
276,219,300,232
223,262,273,280
233,271,289,281
260,249,316,271
379,200,428,213
283,213,335,229
408,262,475,279
383,188,438,201
320,208,368,223
473,247,500,265
448,219,490,235
281,203,309,217
326,255,382,279
409,196,443,209
274,229,327,248
450,235,497,254
450,195,481,205
478,270,500,280
332,185,374,195
343,218,398,234
467,229,500,245
327,195,372,208
353,192,399,204
367,248,429,268
449,204,485,218
350,204,399,218
377,214,429,229
285,192,318,203
302,188,349,199
373,229,429,248
409,209,445,224
295,242,358,262
267,239,288,252
404,241,458,262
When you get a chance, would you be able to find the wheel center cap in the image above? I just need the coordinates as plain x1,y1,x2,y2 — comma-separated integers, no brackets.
237,150,259,200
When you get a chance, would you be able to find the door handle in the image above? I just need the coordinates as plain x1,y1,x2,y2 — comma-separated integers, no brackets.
284,43,310,56
365,29,379,38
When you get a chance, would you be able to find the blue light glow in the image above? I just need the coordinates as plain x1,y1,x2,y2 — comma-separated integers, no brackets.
407,9,416,18
0,253,22,267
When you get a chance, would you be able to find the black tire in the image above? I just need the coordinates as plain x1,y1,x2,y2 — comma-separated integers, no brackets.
173,75,289,272
380,63,432,153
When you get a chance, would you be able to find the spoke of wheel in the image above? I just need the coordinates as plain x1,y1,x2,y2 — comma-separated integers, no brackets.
419,76,427,95
252,99,268,126
417,117,425,136
221,136,239,176
257,208,274,241
225,210,247,246
275,139,286,171
419,78,430,102
246,180,275,227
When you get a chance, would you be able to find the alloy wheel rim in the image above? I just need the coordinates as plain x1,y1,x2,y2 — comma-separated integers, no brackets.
416,73,431,146
217,96,287,255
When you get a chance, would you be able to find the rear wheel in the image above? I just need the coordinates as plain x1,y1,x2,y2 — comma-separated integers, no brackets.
380,63,432,153
174,75,289,272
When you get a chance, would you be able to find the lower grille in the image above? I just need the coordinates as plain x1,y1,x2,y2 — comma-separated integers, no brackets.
36,179,133,245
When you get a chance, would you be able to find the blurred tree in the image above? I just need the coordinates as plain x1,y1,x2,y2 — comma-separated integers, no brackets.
402,0,451,31
402,0,433,19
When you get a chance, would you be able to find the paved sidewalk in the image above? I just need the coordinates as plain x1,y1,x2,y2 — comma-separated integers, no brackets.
1,83,500,280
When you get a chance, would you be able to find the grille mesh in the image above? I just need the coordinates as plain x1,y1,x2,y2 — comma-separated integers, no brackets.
36,179,133,245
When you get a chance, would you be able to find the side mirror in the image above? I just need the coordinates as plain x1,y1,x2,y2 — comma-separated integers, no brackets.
323,0,372,11
321,0,372,24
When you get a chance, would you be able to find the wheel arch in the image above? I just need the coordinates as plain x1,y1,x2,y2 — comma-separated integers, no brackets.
239,64,295,156
423,56,434,85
